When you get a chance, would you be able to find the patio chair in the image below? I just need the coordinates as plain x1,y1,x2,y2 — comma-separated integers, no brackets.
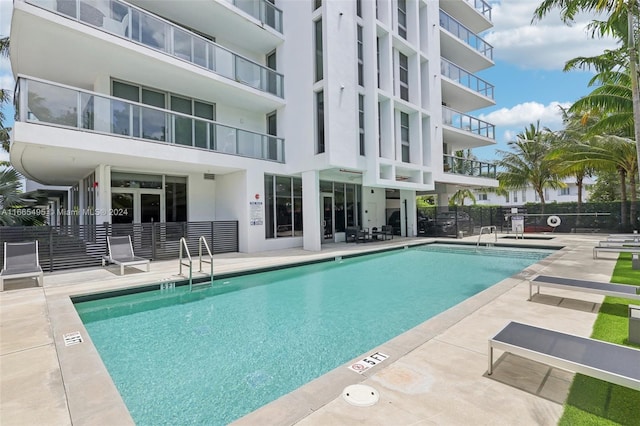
593,246,640,259
102,235,150,275
0,241,44,291
488,321,640,391
381,225,394,240
528,275,640,301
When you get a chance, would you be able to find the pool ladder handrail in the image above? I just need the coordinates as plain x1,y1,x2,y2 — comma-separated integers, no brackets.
179,237,193,290
515,224,524,240
198,236,214,287
476,225,497,249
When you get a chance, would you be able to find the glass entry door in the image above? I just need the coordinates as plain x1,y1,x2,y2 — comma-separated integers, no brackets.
322,194,334,242
112,189,164,223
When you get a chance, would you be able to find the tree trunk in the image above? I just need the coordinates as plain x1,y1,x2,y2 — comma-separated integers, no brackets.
630,171,638,229
628,7,640,183
537,188,545,215
620,168,629,226
576,176,583,228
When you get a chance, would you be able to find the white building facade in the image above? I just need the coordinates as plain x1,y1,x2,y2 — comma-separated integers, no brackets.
473,178,596,206
10,0,497,252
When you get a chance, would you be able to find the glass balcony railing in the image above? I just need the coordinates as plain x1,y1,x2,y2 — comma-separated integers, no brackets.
443,154,496,178
231,0,283,33
25,0,284,98
464,0,492,21
442,106,495,139
441,58,494,99
15,77,285,163
439,10,493,60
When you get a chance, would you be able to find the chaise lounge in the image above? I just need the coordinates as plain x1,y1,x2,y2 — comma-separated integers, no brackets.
102,235,150,275
0,241,44,291
528,274,640,301
593,245,640,259
488,321,640,390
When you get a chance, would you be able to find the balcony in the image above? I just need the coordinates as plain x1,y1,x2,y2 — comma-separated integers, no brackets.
230,0,283,33
15,77,284,163
440,58,494,111
440,0,492,33
25,0,284,98
439,10,493,72
443,154,496,178
442,106,495,149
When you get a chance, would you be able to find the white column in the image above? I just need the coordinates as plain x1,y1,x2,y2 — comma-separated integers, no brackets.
94,165,111,225
302,170,321,251
400,189,417,237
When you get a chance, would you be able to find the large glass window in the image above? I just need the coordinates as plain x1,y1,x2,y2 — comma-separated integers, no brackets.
316,90,325,153
399,52,409,101
398,0,407,39
165,176,187,222
400,111,410,163
315,19,323,82
265,175,303,239
359,94,365,156
357,25,364,86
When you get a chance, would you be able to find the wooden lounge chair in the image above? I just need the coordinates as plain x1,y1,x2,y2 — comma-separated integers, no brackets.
528,274,640,301
102,235,150,275
0,241,44,291
488,321,640,390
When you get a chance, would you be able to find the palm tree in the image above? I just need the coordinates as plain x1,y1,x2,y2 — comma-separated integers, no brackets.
449,188,476,206
1,36,10,154
496,122,564,214
533,0,640,181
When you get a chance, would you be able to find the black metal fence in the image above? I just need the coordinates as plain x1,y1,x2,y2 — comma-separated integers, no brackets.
0,221,239,272
417,202,640,237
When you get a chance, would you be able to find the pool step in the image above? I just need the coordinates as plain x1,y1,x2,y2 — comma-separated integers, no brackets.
415,245,548,260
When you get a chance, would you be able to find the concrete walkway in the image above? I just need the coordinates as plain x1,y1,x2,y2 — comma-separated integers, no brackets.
0,234,630,425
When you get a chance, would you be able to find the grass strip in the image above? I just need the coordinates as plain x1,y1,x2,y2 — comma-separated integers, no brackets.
558,253,640,426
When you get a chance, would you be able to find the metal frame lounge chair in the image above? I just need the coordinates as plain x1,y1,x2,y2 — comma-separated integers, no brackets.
593,246,640,259
0,241,44,291
528,275,640,301
488,321,640,391
102,235,150,275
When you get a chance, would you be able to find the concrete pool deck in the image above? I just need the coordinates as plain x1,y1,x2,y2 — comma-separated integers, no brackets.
0,234,630,425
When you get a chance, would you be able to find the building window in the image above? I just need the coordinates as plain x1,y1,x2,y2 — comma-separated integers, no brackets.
399,52,409,101
266,50,278,95
559,187,570,196
265,175,303,239
315,19,323,82
266,111,278,161
376,37,380,88
356,0,362,17
505,192,509,203
359,94,365,155
534,191,539,201
522,190,527,203
478,193,488,201
357,25,364,86
314,0,321,10
513,191,518,203
397,0,407,39
400,111,409,163
378,102,382,157
316,90,325,153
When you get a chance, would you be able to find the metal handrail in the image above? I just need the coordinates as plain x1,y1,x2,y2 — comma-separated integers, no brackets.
198,236,214,287
179,237,193,290
476,225,497,249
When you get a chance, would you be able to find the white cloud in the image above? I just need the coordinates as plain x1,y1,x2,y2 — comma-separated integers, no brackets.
479,101,571,130
486,0,618,70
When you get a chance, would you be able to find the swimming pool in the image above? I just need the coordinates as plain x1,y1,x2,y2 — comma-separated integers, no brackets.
75,244,553,425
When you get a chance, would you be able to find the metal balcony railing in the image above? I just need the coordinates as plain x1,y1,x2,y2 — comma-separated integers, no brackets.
442,106,495,140
16,77,285,163
463,0,492,21
439,10,493,60
231,0,283,33
25,0,284,98
443,154,496,178
440,58,494,99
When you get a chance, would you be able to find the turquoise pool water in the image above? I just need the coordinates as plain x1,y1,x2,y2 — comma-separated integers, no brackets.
75,244,553,425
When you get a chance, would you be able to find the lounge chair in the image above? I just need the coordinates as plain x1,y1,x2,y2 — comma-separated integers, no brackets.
0,241,44,291
488,321,640,391
598,241,640,247
593,246,640,259
382,225,394,240
102,235,150,275
529,274,640,301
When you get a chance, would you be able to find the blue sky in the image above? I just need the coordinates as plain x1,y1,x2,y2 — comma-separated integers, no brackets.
0,0,617,164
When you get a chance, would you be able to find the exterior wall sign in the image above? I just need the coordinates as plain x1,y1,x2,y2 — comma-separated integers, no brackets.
250,201,263,226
